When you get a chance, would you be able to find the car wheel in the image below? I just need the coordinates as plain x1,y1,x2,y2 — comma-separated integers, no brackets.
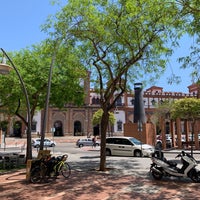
106,149,111,156
134,150,142,157
35,144,40,148
79,144,83,148
51,144,55,147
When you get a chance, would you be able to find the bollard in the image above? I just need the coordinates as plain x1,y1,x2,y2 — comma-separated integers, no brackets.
26,159,32,182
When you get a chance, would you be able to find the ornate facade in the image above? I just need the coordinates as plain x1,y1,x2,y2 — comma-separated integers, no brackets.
1,81,199,150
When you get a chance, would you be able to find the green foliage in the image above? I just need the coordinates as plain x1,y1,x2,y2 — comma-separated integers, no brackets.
0,41,86,121
45,0,185,94
151,99,174,123
177,0,200,83
92,109,116,126
170,98,200,120
43,0,188,171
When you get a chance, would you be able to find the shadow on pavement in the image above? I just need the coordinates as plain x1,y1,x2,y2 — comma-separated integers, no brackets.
1,157,200,199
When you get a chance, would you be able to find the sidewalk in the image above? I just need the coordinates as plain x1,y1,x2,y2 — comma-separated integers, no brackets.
0,136,82,154
1,137,200,199
0,161,200,199
2,135,80,147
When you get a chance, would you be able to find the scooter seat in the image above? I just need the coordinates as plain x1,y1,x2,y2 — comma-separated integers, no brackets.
167,160,177,167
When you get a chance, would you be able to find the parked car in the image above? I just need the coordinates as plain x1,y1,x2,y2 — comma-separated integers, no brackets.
105,136,154,157
189,134,200,141
156,135,172,149
32,138,56,148
76,138,100,148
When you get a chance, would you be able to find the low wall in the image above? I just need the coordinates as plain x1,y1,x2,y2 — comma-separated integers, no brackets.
124,122,156,146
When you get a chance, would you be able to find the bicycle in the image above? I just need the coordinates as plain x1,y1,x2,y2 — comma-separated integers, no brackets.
30,154,71,183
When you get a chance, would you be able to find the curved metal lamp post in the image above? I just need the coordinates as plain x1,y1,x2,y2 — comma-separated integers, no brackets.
0,48,32,160
40,50,56,150
40,40,59,150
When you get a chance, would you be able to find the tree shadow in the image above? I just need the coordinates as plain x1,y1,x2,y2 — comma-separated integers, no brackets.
1,158,199,200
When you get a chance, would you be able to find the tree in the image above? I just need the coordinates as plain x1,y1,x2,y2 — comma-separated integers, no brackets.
92,109,116,138
0,40,86,159
45,0,185,170
177,0,200,95
92,108,116,128
170,98,200,155
150,100,174,148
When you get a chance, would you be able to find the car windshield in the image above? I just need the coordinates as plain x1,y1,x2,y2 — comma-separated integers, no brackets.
129,137,143,145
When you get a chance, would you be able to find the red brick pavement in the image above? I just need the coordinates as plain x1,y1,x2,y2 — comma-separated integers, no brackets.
0,167,200,200
1,137,200,199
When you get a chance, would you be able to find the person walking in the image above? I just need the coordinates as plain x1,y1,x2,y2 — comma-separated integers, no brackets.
92,136,97,148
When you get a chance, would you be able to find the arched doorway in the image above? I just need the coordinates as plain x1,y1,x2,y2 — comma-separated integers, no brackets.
54,121,63,136
13,121,22,137
0,120,8,136
74,121,82,136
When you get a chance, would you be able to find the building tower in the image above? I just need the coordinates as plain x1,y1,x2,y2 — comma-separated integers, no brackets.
133,83,146,124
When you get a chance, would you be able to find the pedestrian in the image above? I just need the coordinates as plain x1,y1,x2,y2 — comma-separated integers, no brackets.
92,136,97,148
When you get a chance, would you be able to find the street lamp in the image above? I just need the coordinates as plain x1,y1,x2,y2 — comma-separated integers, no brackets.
40,48,57,150
0,48,32,160
138,120,143,157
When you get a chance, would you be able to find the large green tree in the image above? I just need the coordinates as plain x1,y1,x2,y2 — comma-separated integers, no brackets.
0,40,86,159
171,98,200,155
45,0,186,170
177,0,200,94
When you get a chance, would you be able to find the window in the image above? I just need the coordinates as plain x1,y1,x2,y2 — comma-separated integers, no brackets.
159,100,164,104
120,139,132,145
96,97,100,104
115,97,122,106
151,99,156,105
31,121,37,132
130,99,134,105
92,97,96,104
91,96,100,104
106,138,115,144
117,120,123,131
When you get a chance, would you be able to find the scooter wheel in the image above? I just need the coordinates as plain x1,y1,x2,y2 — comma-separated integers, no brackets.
191,171,200,183
151,170,163,180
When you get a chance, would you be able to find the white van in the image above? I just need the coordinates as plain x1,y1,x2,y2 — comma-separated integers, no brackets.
106,137,154,157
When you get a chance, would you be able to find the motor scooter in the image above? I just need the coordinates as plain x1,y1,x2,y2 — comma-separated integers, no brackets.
150,150,200,182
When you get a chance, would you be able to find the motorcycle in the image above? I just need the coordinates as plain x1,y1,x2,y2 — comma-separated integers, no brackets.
150,150,200,182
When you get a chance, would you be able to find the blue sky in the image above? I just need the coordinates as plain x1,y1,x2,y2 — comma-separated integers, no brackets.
0,0,194,93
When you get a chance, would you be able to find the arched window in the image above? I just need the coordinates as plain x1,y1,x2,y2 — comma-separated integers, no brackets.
151,99,156,105
96,97,100,104
92,97,96,104
116,97,122,106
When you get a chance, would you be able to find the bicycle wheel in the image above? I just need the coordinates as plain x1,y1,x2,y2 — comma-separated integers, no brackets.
30,167,42,183
60,162,71,178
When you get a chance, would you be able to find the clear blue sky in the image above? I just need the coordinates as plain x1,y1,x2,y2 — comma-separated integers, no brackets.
0,0,194,93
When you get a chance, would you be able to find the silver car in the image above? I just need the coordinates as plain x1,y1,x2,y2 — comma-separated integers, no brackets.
76,138,100,148
32,138,56,148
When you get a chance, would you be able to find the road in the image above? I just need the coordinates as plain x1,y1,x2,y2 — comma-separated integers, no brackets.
43,142,200,174
2,139,200,199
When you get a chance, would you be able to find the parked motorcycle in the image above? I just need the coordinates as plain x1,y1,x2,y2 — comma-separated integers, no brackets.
150,150,200,182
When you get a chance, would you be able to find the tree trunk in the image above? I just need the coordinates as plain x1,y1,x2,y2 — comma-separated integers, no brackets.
197,83,200,99
26,128,32,161
99,110,109,171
